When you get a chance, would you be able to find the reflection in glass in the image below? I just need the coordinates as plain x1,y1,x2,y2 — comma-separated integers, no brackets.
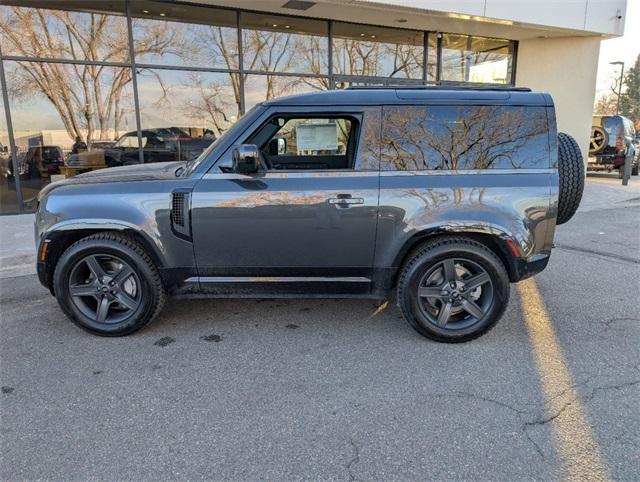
131,4,238,69
4,61,135,208
333,22,424,79
426,33,438,82
1,93,20,214
440,34,513,84
136,69,239,163
244,74,328,111
381,105,549,171
0,5,128,62
241,12,328,75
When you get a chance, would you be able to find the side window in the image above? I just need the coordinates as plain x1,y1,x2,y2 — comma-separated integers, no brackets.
381,105,550,170
251,116,357,170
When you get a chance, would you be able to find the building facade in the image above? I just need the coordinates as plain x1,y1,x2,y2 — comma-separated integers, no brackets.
0,0,627,214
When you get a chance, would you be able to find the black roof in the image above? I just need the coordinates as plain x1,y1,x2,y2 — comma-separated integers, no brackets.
264,87,552,107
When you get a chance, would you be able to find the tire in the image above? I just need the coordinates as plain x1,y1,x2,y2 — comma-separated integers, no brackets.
397,237,510,343
589,125,608,155
557,132,585,225
53,233,165,336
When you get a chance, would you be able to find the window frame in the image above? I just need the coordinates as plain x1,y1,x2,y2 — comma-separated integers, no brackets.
246,113,361,172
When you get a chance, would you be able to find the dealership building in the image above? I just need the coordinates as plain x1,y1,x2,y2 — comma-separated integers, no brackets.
0,0,628,214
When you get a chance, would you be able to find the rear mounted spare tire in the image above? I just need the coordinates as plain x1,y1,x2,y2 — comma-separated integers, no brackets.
556,132,585,225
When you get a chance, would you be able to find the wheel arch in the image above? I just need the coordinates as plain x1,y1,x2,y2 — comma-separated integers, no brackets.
39,222,165,294
388,229,519,288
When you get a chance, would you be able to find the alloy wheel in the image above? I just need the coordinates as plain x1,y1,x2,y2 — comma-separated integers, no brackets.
68,254,141,324
416,258,493,330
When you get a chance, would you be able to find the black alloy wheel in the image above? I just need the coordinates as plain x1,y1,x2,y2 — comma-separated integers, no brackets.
397,237,510,343
416,258,493,330
53,233,165,336
67,254,142,325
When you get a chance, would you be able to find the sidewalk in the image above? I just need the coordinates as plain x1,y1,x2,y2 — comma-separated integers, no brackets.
0,174,638,280
0,213,36,279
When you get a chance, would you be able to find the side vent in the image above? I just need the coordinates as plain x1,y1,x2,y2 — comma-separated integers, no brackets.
171,189,192,239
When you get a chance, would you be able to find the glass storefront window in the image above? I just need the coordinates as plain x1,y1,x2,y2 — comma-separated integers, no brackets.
0,1,520,213
1,91,21,214
244,74,328,111
137,69,239,163
440,34,514,84
4,60,135,209
0,5,128,62
333,22,424,79
241,12,328,75
131,3,239,69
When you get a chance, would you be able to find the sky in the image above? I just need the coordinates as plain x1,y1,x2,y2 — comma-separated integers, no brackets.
595,0,639,99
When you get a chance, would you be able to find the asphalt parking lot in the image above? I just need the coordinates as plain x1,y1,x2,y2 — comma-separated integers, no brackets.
1,175,639,480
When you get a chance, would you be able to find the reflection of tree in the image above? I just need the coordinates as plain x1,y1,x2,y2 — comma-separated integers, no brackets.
182,73,236,137
333,38,422,79
0,7,178,143
382,105,548,170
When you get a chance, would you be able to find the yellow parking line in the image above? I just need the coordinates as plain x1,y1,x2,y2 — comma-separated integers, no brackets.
517,279,610,481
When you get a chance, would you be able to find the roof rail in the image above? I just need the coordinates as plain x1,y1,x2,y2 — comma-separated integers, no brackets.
345,85,532,92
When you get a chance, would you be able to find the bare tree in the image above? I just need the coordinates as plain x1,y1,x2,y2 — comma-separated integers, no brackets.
0,7,180,143
594,92,618,116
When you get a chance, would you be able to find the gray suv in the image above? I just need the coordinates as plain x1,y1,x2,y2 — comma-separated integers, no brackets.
35,87,584,342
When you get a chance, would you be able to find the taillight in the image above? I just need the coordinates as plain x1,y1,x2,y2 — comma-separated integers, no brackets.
616,136,623,151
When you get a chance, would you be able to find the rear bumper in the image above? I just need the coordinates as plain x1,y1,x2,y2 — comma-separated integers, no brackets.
510,253,550,282
590,154,626,168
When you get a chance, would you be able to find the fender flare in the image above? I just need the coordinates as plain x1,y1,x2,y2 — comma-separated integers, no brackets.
41,218,166,268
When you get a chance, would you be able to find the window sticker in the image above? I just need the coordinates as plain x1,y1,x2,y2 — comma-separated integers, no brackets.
296,124,338,151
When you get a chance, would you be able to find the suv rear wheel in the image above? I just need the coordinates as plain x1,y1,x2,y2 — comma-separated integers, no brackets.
53,233,165,336
397,237,509,343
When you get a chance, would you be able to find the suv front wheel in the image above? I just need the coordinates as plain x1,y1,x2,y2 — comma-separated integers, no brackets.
53,233,166,336
397,237,509,343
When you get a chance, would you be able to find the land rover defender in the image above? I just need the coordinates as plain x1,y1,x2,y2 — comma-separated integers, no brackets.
35,87,585,342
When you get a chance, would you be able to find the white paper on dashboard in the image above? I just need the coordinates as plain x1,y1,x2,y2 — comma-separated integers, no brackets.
295,124,338,151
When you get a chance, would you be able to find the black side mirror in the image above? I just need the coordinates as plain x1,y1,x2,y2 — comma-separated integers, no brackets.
232,144,260,174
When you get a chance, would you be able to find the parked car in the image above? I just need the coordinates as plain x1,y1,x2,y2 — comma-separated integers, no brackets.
35,87,585,342
589,115,638,175
7,145,64,179
66,128,214,168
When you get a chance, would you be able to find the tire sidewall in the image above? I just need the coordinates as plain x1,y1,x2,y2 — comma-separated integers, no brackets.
399,244,509,341
54,238,158,336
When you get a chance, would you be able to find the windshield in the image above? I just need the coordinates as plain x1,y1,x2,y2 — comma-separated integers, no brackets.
181,105,261,177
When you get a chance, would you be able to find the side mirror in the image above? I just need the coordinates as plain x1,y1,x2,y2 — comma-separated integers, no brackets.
268,137,286,156
232,144,260,174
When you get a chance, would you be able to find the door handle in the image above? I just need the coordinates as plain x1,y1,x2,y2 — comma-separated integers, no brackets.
328,195,365,207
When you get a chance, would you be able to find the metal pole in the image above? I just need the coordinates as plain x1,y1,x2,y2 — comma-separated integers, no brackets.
125,0,144,164
616,63,624,115
622,142,632,186
328,20,334,89
0,54,25,213
237,10,245,115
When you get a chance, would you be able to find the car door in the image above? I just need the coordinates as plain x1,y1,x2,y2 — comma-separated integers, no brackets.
191,105,382,295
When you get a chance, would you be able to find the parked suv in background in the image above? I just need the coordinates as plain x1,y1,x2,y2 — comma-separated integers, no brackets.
589,115,638,175
35,87,584,343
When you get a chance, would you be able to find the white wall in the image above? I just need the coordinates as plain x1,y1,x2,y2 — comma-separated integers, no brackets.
516,36,601,160
359,0,627,36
